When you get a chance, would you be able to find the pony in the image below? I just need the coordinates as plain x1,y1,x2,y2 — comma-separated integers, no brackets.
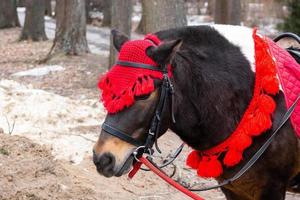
93,25,300,200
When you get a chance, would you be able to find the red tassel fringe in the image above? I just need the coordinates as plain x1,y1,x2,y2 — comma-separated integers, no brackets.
99,74,156,113
186,29,279,178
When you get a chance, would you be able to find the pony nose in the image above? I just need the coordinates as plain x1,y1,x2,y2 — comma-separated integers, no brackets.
93,151,116,177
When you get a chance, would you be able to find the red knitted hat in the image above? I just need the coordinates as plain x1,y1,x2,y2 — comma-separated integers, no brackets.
98,34,168,113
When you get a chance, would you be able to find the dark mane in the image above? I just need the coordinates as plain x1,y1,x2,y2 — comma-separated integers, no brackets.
155,26,255,150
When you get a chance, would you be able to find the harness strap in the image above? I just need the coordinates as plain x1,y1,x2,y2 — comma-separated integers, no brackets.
116,61,166,72
288,49,300,59
273,32,300,44
139,157,204,200
147,74,170,153
101,123,143,147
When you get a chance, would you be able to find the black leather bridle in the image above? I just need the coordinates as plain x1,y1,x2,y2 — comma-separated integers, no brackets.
101,60,176,158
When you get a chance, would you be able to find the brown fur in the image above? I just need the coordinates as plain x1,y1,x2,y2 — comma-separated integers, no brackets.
94,136,134,163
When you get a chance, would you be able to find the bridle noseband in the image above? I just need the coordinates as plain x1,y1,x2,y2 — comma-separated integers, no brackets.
101,61,176,158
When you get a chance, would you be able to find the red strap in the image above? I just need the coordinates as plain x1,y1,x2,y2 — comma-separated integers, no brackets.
128,161,142,179
139,157,205,200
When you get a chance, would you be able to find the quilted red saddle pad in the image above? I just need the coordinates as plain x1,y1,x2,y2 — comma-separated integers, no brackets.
266,38,300,138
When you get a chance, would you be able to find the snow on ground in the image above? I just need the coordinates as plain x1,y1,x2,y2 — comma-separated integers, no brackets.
0,79,105,164
187,15,213,26
12,65,65,77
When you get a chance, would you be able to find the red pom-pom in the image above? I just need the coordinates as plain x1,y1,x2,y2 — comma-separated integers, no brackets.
258,94,276,114
223,150,243,167
231,133,252,151
261,76,279,95
186,151,201,169
247,112,272,136
197,157,223,178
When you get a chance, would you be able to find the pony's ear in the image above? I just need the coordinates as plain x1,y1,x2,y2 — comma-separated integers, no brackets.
146,39,182,65
111,29,129,52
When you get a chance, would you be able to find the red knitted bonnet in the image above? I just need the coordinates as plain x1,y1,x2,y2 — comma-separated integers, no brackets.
98,34,168,113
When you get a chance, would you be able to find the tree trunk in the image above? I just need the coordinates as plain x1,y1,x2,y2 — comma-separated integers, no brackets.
102,0,111,27
50,0,90,55
109,0,132,68
19,0,47,41
86,0,92,24
45,0,52,16
214,0,241,25
0,0,20,28
135,0,146,33
207,0,215,16
136,0,187,34
17,0,26,7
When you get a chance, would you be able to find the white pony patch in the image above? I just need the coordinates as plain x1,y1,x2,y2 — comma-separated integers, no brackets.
209,24,255,72
208,25,283,91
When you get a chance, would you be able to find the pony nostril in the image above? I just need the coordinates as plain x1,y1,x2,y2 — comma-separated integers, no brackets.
94,152,116,177
93,150,100,165
99,153,115,169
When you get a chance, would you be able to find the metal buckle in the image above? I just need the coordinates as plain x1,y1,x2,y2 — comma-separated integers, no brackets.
148,129,155,136
133,146,153,162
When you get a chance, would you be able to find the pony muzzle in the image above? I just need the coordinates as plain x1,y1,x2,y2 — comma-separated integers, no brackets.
93,134,136,177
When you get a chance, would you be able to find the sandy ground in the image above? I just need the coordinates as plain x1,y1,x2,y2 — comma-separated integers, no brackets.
1,28,300,200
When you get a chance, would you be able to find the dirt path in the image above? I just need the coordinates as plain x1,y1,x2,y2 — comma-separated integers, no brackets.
0,133,100,200
0,132,226,200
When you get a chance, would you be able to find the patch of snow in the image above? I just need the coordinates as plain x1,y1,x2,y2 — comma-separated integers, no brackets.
90,11,103,19
44,16,52,20
248,3,264,10
52,134,96,164
17,7,25,12
89,44,109,56
12,65,65,77
133,3,142,13
0,80,105,164
132,14,141,22
187,15,213,26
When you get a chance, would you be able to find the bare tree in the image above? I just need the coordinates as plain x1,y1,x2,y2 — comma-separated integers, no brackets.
19,0,47,41
207,0,215,16
102,0,111,27
109,0,132,68
0,0,20,28
17,0,26,7
45,0,52,16
46,0,89,58
214,0,241,25
136,0,187,34
135,0,146,33
86,0,92,23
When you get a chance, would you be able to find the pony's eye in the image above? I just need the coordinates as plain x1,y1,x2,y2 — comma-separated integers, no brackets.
135,94,151,100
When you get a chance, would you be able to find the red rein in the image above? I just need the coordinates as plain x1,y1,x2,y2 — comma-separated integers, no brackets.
136,157,205,200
